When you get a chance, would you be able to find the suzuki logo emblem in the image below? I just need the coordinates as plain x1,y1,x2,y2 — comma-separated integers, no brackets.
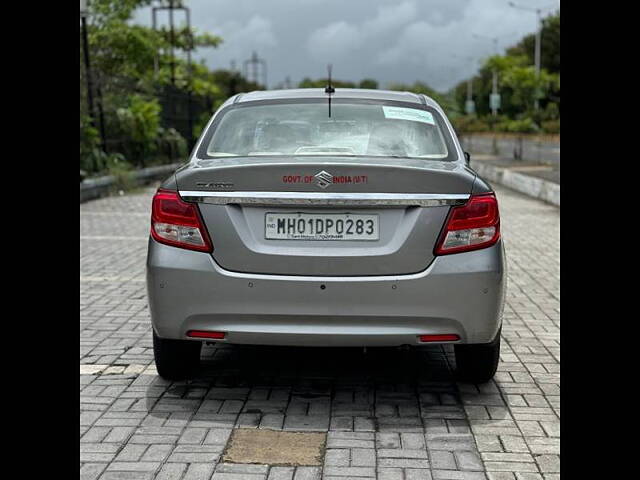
314,170,333,189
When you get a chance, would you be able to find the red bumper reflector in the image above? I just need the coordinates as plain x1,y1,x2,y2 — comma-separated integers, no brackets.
418,334,460,342
186,330,225,339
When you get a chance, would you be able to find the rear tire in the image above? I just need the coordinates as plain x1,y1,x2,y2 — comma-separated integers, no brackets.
153,330,201,380
455,330,501,383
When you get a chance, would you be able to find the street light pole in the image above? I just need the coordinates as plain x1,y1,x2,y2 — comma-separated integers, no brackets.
453,54,477,115
472,34,501,116
508,2,557,110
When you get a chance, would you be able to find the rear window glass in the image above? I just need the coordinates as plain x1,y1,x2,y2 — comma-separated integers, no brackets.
198,101,457,161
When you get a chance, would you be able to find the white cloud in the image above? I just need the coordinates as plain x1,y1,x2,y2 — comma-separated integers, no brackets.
214,15,277,59
361,1,417,36
374,0,537,89
131,0,552,91
307,21,363,61
306,1,417,61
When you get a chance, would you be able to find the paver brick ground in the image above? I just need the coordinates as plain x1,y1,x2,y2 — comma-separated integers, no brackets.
80,184,559,480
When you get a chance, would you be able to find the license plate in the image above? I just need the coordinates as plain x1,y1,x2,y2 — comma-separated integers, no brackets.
265,213,379,241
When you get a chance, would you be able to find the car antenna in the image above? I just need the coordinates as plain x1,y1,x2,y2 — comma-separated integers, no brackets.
325,64,335,118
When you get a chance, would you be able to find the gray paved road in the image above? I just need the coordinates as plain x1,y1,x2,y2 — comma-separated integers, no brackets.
80,185,560,480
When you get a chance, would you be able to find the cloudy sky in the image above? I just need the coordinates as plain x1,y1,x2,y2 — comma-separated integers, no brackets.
133,0,559,92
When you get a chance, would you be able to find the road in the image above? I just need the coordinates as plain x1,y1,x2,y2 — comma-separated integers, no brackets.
80,185,560,480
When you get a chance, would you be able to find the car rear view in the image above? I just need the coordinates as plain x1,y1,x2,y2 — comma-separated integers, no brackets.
146,89,506,382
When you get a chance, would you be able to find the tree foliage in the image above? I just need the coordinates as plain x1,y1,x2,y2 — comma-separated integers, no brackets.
80,0,259,176
387,81,459,118
451,11,560,133
298,78,357,88
358,79,379,89
296,78,380,89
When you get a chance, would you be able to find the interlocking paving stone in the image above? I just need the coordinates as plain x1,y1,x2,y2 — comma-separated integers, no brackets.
267,466,296,480
80,185,559,479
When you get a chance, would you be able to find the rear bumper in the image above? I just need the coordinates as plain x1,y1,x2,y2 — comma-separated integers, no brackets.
146,238,506,346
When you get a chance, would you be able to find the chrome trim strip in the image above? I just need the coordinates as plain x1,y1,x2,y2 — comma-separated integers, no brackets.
179,191,469,207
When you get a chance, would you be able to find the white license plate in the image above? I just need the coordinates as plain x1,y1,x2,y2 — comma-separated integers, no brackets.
265,213,379,241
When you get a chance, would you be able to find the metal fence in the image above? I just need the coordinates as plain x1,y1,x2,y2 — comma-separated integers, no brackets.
80,68,215,175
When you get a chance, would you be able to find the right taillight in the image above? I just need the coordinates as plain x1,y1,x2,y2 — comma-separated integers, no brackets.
150,189,213,252
434,193,500,255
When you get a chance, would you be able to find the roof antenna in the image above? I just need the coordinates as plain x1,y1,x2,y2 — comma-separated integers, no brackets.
325,64,335,118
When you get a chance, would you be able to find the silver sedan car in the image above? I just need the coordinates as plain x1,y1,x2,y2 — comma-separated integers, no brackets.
146,88,506,382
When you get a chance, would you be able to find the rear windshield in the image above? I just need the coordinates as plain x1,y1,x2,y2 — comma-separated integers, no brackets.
197,100,458,161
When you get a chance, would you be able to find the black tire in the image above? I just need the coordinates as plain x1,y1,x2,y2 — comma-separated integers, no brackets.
153,330,202,380
455,330,501,383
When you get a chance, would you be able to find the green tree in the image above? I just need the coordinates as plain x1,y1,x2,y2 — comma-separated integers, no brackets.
86,18,222,91
114,95,162,165
209,69,263,98
89,0,153,24
447,10,560,133
388,82,459,118
81,0,234,174
358,78,379,89
297,78,357,88
453,56,559,119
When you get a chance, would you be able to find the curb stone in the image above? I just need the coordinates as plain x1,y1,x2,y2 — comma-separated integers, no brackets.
80,162,183,203
473,162,560,207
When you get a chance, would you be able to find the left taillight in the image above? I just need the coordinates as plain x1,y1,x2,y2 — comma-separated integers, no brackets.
150,189,212,252
434,193,500,255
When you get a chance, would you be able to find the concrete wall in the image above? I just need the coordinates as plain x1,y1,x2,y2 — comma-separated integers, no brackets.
459,134,560,166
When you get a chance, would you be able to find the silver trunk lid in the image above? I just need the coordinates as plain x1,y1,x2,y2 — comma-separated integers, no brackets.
176,157,476,276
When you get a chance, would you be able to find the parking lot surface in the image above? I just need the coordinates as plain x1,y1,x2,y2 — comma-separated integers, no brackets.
81,184,560,480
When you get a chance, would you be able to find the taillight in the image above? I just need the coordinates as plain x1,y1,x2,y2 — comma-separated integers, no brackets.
186,330,225,339
151,189,212,252
418,334,460,342
434,193,500,255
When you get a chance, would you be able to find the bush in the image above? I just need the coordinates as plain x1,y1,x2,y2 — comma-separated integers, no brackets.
541,119,560,134
541,102,560,121
156,127,188,163
452,115,491,133
80,112,127,175
114,94,162,167
106,156,135,192
80,115,102,173
494,117,541,133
